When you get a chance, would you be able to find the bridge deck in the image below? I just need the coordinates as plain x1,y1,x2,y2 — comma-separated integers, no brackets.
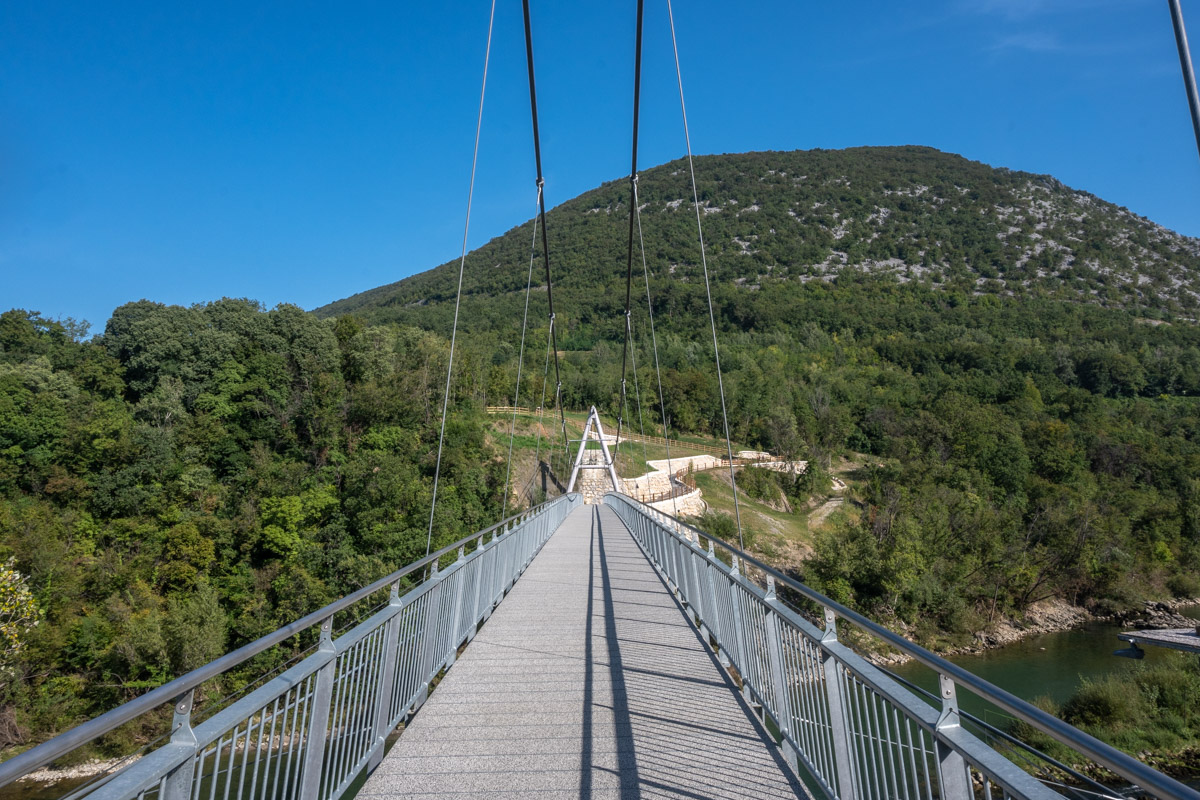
360,504,803,799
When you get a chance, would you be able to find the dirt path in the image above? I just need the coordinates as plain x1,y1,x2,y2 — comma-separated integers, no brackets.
808,496,845,529
807,476,848,529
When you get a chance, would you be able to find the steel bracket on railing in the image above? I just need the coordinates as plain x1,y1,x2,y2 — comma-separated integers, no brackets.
484,529,500,615
663,528,680,596
367,583,404,772
162,690,197,800
764,578,799,768
820,609,858,800
936,675,972,800
415,560,446,710
298,618,336,800
687,534,708,639
468,536,485,640
446,547,468,669
704,540,732,669
726,555,751,702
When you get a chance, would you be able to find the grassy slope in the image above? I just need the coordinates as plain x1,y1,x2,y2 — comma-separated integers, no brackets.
485,408,843,571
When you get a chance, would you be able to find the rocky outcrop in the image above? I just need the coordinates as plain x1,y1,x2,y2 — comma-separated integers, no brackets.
1110,600,1196,631
971,598,1093,649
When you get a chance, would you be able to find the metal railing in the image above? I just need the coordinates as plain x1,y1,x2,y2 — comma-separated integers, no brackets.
603,492,1200,800
0,494,582,800
629,465,698,506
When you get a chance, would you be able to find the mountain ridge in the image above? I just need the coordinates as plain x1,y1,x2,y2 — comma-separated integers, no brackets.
315,145,1200,325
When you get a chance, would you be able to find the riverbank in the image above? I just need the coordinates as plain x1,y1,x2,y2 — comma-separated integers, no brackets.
866,596,1200,667
0,755,136,800
970,596,1199,652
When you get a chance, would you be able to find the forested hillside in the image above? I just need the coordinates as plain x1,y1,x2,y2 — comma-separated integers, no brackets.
0,302,505,752
318,146,1200,327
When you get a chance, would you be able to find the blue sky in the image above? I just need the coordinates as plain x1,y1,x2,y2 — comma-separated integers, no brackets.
2,0,1198,333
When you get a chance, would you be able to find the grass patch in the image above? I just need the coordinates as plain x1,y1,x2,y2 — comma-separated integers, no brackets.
691,471,809,556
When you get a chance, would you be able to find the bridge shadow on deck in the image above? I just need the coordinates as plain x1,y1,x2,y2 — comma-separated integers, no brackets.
584,505,639,797
361,503,803,800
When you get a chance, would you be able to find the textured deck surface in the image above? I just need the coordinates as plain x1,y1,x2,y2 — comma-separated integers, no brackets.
360,504,803,799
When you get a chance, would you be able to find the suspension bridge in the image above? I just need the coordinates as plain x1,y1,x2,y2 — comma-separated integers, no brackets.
4,1,1200,799
3,489,1198,800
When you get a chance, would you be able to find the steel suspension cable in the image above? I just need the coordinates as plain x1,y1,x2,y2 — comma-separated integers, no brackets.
425,0,497,558
533,324,553,493
666,0,744,548
634,182,679,519
501,187,544,518
627,313,649,467
1168,0,1200,164
522,0,570,467
619,365,636,476
615,0,646,459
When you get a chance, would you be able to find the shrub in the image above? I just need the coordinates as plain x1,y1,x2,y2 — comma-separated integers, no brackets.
737,466,781,503
1062,677,1147,728
1135,657,1200,713
691,511,751,549
1167,572,1200,599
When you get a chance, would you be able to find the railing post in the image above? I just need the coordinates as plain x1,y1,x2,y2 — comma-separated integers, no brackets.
467,536,485,641
367,583,403,772
446,547,467,668
643,517,660,572
820,609,858,800
935,674,972,800
512,516,522,575
665,531,681,595
299,617,336,800
415,562,444,710
485,529,501,614
518,518,530,570
162,690,197,800
503,523,517,594
764,578,799,769
727,555,750,693
669,531,686,603
706,540,730,668
682,537,699,610
689,535,711,642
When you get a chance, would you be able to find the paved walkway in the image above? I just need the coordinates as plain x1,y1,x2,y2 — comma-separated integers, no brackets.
360,504,804,799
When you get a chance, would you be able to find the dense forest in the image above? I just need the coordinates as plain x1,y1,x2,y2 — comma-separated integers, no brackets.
0,302,507,751
3,146,1200,757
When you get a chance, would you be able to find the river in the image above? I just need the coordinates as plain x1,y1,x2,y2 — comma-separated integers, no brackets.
890,607,1200,730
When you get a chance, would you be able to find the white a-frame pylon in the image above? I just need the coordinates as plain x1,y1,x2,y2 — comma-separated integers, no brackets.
566,406,623,495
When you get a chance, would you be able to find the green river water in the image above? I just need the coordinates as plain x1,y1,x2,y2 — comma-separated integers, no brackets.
890,607,1200,727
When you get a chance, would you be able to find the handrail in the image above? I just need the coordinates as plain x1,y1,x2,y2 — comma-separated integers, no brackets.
0,494,581,790
603,491,1200,800
882,666,1124,800
634,467,697,505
